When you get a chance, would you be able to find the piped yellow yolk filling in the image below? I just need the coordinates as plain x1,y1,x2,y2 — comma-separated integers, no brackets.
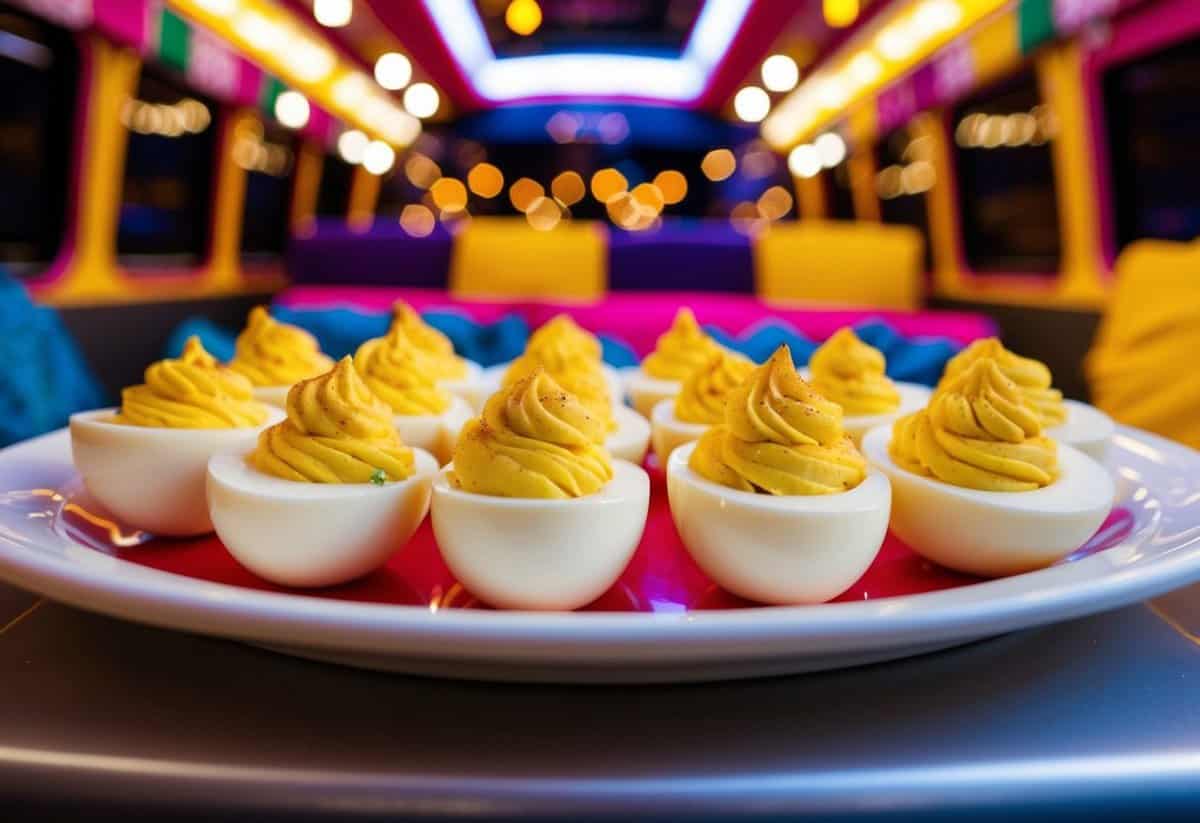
892,357,1058,492
674,348,755,425
116,337,268,429
249,357,415,484
451,368,613,499
391,302,469,380
503,314,613,430
689,346,867,495
809,328,901,416
354,325,452,416
642,307,722,381
940,337,1066,427
229,306,333,387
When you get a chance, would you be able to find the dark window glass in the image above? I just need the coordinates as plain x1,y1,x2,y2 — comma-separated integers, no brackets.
238,118,295,258
315,154,353,217
0,8,76,274
827,162,856,220
875,126,934,271
951,70,1061,272
1103,35,1200,252
377,165,419,220
117,66,216,265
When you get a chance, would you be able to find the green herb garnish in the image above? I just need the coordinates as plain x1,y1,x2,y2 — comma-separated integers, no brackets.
369,469,387,486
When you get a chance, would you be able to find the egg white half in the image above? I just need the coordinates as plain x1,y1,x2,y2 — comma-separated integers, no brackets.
1048,399,1115,463
438,359,487,412
625,369,681,419
430,460,650,610
650,399,710,465
607,404,651,465
207,448,437,587
840,381,932,447
861,425,1114,577
69,406,283,537
667,440,891,605
393,394,474,465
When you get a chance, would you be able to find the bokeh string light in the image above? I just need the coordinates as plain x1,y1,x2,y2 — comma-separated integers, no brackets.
590,168,628,203
550,171,586,207
509,177,545,212
701,149,736,181
467,163,504,198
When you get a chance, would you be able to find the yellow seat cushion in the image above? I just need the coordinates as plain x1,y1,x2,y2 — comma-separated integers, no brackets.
1086,239,1200,449
449,217,606,301
754,221,923,309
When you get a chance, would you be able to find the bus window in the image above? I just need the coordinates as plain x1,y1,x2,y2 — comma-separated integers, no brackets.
875,126,934,271
0,8,77,274
117,65,216,266
1104,35,1200,252
827,161,856,220
315,153,354,218
377,166,418,220
951,70,1061,273
237,118,296,259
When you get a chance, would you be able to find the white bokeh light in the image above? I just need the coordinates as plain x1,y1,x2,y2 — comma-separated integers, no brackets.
788,144,821,179
362,140,396,175
337,129,368,164
313,0,352,28
374,52,412,91
761,54,799,93
274,90,310,130
815,132,847,168
733,86,771,123
403,82,440,118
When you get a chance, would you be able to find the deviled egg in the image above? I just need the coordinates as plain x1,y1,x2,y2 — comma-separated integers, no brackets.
431,368,649,610
862,357,1114,578
667,346,890,605
625,308,723,418
940,337,1115,461
228,306,333,408
498,316,650,464
389,301,484,407
354,322,473,464
651,347,755,464
70,337,281,536
207,357,437,587
475,314,624,409
809,328,930,446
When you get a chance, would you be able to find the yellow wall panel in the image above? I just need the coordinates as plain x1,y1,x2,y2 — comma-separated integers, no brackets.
968,9,1020,89
755,221,923,309
450,218,607,301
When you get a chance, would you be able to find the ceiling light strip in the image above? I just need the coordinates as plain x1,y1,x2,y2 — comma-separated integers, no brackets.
763,0,1009,149
168,0,420,146
421,0,752,103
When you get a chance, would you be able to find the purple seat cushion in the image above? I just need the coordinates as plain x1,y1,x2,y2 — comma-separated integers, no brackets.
608,221,753,293
286,220,451,289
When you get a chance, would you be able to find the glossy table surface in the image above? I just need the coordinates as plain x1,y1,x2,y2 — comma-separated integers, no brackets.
1,581,1199,820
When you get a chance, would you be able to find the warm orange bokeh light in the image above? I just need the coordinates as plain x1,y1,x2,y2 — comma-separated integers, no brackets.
467,162,504,198
730,201,765,236
653,170,688,205
404,153,441,189
590,167,628,203
757,185,794,221
631,182,665,214
399,204,436,237
701,149,736,182
431,177,468,212
509,177,545,212
525,196,563,231
505,0,543,36
551,171,586,206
